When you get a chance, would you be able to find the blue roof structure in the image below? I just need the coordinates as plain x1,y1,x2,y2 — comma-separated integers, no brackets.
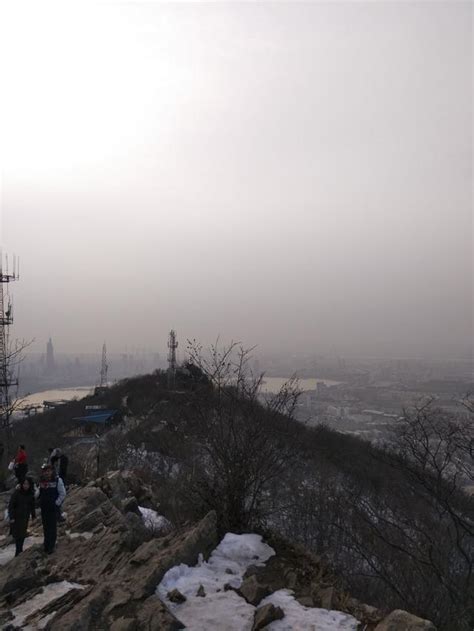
73,410,118,424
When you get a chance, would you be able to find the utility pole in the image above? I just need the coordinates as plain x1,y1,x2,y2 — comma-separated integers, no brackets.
94,342,108,396
167,330,178,389
0,253,20,448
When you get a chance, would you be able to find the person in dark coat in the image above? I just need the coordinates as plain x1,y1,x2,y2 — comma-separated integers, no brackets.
48,448,60,473
58,453,69,485
14,444,28,484
8,478,36,556
39,464,66,554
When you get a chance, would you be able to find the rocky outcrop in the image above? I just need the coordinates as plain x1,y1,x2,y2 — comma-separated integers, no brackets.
240,532,436,631
66,486,125,533
0,474,436,630
241,532,372,618
96,470,157,509
168,588,187,604
0,479,218,630
237,574,271,606
252,603,284,630
375,610,437,630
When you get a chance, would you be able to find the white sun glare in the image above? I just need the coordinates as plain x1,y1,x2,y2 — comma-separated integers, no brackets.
0,2,189,184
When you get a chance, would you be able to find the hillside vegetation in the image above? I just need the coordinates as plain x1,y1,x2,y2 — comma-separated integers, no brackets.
8,343,474,630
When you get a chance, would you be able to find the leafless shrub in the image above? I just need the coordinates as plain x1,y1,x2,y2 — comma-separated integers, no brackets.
181,339,301,532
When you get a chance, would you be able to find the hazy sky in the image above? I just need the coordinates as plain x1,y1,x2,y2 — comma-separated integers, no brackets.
0,1,472,359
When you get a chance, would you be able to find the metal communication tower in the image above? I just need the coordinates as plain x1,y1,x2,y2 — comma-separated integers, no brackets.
100,342,108,388
167,330,178,388
0,254,20,431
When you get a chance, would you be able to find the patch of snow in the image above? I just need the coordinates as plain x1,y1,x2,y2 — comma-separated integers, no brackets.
0,536,43,566
158,534,359,631
36,611,57,629
157,533,275,630
262,590,359,630
171,589,255,631
212,533,275,571
138,506,171,532
9,581,85,628
66,530,94,540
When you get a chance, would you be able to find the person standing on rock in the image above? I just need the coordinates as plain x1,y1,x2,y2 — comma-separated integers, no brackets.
39,464,66,554
8,478,36,556
57,450,69,486
49,448,68,484
48,447,68,520
13,444,28,483
48,447,60,473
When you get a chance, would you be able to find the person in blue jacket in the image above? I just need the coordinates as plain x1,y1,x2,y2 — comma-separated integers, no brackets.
38,464,66,554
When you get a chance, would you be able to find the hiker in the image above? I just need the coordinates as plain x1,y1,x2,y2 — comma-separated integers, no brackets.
39,464,66,554
47,448,67,520
14,444,28,483
59,452,69,485
48,447,60,474
8,478,36,556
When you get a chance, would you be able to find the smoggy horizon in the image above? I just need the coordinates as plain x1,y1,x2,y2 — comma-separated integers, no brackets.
0,2,472,361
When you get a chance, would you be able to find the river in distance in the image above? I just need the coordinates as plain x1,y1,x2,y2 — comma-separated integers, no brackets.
20,377,341,410
260,377,341,393
21,386,94,409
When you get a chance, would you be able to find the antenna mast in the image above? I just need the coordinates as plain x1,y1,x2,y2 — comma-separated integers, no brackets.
167,330,178,388
0,252,20,432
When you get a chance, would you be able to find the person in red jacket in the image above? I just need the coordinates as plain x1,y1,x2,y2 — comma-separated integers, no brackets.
14,445,28,483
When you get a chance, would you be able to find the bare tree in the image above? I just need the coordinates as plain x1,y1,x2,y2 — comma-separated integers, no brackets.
182,339,301,532
328,401,474,628
0,336,32,473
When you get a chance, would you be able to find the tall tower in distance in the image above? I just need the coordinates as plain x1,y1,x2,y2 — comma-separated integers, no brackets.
46,337,55,373
167,330,178,388
100,342,108,388
0,253,20,432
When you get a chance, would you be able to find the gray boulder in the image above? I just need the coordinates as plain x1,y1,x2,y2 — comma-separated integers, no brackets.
375,610,436,631
252,603,285,630
237,575,271,606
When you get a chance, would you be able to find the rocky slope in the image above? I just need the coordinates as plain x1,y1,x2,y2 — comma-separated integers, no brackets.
0,472,435,630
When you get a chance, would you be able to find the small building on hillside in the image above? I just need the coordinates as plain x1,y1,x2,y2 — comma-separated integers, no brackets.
70,409,121,436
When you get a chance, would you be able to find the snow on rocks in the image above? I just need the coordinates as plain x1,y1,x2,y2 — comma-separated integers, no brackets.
157,533,359,630
66,530,94,541
158,533,275,596
0,536,43,566
157,533,275,630
168,588,255,631
261,589,359,630
8,580,85,628
138,506,172,533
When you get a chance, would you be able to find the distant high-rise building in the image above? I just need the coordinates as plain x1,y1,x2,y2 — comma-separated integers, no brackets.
167,330,178,388
46,338,55,372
